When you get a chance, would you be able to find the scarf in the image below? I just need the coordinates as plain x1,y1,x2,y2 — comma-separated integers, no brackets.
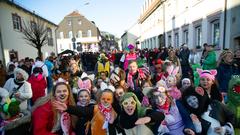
98,103,112,129
127,69,145,90
61,112,71,135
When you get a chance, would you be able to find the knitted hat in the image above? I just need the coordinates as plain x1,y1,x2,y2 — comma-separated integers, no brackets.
127,44,135,49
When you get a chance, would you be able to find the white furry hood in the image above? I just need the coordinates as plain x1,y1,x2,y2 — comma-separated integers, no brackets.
14,68,29,81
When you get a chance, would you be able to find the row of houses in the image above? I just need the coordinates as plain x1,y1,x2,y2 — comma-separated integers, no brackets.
0,0,117,67
121,0,240,52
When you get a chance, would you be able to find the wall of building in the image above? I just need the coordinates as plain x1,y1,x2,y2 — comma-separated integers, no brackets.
0,2,57,65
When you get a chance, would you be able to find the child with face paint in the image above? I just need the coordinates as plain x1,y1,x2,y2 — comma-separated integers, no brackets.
32,79,76,135
147,86,197,135
182,86,235,135
197,68,222,102
53,83,117,135
180,78,192,93
119,92,165,135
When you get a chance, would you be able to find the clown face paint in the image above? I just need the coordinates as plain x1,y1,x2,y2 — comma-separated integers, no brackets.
100,92,113,108
152,91,167,106
78,90,90,106
186,95,199,109
55,84,69,103
122,97,136,115
115,88,125,101
200,77,213,90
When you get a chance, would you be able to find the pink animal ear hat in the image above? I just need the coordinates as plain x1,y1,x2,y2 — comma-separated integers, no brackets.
197,68,217,81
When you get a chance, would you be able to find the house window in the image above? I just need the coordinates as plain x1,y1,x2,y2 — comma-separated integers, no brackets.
211,20,220,47
47,28,53,46
60,32,64,39
78,19,82,25
174,33,179,48
69,31,73,38
195,26,202,47
77,31,82,38
183,30,188,44
168,34,172,46
87,30,91,37
30,21,37,30
68,20,72,26
12,13,22,31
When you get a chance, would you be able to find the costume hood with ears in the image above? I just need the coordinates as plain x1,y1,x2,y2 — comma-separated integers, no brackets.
14,67,29,81
120,92,147,116
100,82,115,92
197,68,217,81
182,86,210,116
165,65,179,87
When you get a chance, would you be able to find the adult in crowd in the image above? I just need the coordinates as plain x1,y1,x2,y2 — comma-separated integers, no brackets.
3,67,32,111
216,49,239,103
119,92,165,135
0,60,6,87
202,44,217,70
94,53,111,78
32,79,76,135
45,56,55,92
32,57,49,78
121,44,137,71
179,44,192,79
126,60,149,102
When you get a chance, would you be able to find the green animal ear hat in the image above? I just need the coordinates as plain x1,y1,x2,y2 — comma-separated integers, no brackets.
120,92,147,117
1,98,21,117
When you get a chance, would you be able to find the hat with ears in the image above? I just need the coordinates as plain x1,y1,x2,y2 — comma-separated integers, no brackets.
197,68,217,81
100,82,115,92
128,44,135,49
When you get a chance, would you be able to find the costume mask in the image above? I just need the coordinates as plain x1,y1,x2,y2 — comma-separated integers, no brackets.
122,97,136,115
55,84,69,103
100,92,113,108
186,95,199,109
152,91,167,106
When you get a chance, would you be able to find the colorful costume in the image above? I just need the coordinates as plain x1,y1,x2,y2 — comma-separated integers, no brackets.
227,75,240,133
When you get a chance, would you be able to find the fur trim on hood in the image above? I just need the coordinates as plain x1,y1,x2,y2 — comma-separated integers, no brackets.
14,68,29,81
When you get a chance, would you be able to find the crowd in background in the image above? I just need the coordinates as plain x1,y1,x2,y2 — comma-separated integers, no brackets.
0,43,239,135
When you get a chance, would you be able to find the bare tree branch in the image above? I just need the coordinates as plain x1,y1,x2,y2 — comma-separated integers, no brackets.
22,17,48,58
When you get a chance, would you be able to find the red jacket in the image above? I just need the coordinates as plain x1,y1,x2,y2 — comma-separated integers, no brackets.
32,101,75,135
28,74,47,103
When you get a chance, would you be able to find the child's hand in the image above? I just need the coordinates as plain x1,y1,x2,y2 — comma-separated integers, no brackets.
135,117,151,125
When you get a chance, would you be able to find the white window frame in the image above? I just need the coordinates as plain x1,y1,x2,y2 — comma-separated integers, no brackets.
60,32,64,39
69,31,73,38
195,26,202,47
68,20,72,26
77,31,82,38
87,30,92,37
183,30,189,44
174,32,179,48
12,13,22,31
211,19,220,47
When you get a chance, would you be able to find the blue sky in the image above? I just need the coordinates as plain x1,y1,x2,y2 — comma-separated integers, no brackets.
15,0,144,37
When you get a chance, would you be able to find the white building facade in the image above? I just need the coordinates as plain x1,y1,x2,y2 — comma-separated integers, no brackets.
121,22,141,50
0,1,57,66
138,0,240,51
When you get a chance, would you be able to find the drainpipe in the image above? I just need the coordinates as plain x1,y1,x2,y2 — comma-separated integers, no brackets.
0,27,6,68
223,0,227,49
163,0,166,47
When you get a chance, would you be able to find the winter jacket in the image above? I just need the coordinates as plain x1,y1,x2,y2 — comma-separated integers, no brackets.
28,74,47,103
4,78,32,111
202,51,216,70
